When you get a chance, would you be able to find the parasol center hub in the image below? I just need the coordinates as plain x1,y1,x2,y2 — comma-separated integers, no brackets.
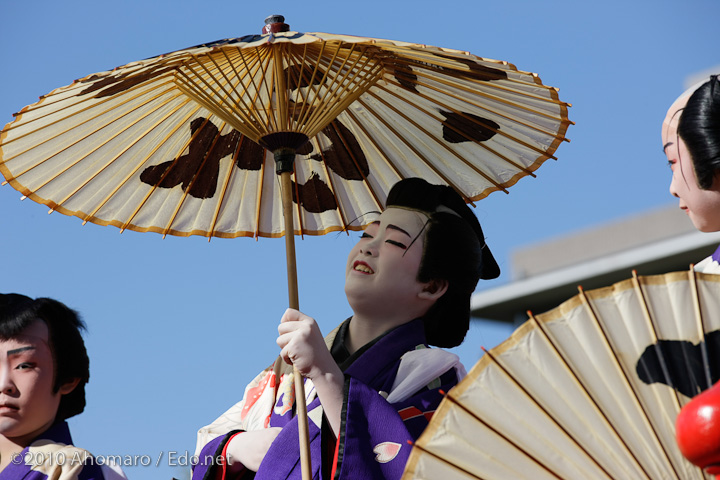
260,131,309,174
273,148,297,174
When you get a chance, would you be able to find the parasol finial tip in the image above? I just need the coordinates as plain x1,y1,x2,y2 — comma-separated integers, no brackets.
265,14,284,24
263,15,290,34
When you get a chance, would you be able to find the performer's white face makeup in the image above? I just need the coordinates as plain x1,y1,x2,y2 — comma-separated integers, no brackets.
345,207,429,310
0,320,77,446
663,97,720,232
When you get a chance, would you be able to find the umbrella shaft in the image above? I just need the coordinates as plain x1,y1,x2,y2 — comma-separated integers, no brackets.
281,171,299,309
279,170,312,480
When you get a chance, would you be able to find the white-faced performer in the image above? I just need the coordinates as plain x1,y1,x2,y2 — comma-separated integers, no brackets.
663,75,720,474
663,75,720,272
192,177,500,480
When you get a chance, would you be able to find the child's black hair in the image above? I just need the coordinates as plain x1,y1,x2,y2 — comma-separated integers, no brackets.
679,75,720,190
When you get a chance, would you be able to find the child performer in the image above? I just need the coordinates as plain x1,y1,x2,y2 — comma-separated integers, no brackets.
192,177,500,479
0,294,126,479
662,75,720,272
663,75,720,474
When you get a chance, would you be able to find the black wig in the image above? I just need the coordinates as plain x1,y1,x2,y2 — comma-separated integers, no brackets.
0,294,89,421
678,75,720,190
385,178,499,347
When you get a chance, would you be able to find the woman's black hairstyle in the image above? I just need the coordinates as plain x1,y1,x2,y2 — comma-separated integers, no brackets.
678,75,720,190
385,178,500,347
0,294,89,421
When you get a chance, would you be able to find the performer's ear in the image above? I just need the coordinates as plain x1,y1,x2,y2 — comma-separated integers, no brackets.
418,279,448,301
58,378,81,395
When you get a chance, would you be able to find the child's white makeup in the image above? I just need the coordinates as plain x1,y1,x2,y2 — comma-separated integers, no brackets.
663,97,720,232
344,207,432,315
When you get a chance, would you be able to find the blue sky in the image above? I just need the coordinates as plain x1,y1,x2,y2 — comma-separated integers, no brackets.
1,1,718,478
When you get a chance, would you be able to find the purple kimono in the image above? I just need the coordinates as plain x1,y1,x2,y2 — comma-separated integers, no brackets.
0,421,125,480
193,318,462,479
695,244,720,274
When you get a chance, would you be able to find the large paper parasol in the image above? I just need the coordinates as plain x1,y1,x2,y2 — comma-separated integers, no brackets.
0,15,571,478
402,267,720,479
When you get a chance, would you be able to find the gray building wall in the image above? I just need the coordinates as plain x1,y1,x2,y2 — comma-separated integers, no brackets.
471,205,720,325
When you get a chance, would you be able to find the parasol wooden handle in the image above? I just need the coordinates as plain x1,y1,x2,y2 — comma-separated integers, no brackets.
280,171,313,480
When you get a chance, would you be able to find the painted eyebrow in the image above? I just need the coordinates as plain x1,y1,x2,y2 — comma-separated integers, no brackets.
386,224,412,238
7,346,36,356
663,142,673,153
